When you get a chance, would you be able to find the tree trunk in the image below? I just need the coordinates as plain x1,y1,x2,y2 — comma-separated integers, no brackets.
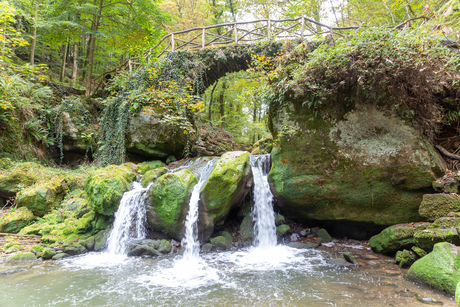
60,38,69,82
252,98,257,144
30,3,38,65
219,80,227,127
85,0,103,97
208,80,218,123
71,42,78,87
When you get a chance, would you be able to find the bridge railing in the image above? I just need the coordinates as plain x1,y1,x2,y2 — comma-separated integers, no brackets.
91,17,363,94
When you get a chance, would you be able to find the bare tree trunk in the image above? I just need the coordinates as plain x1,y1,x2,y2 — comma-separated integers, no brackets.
382,0,396,24
60,38,69,82
72,42,78,87
30,3,38,65
85,0,103,97
219,80,227,127
208,80,218,123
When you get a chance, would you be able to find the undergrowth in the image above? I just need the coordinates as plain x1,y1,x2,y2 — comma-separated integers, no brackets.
268,27,460,141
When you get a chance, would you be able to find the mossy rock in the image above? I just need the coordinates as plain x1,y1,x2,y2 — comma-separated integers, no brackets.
210,236,231,250
286,242,319,249
0,162,54,196
0,207,35,233
395,249,417,267
127,239,162,257
369,223,430,254
16,178,68,217
419,194,460,222
64,243,87,255
414,228,460,251
8,252,37,262
146,169,197,241
85,163,137,216
199,151,252,242
275,214,285,226
60,189,90,219
141,167,168,188
158,239,171,254
239,213,254,242
30,245,44,253
276,224,290,235
268,104,444,232
41,248,56,259
94,229,110,251
407,242,460,294
137,161,166,175
317,228,332,243
76,211,96,234
412,246,428,258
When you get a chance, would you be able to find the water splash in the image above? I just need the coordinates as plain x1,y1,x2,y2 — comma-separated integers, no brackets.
106,182,151,255
182,159,217,260
250,154,277,248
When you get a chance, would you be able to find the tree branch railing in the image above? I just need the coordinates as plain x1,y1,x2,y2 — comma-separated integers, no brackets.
90,17,361,94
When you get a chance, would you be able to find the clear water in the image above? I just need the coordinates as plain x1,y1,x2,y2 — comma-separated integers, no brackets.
0,243,454,306
250,154,277,248
182,159,217,261
106,182,151,255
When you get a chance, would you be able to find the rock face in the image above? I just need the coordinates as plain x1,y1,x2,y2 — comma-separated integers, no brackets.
16,178,68,217
268,103,444,236
199,151,253,242
146,169,197,241
407,242,460,294
85,163,137,216
0,207,35,233
419,194,460,221
141,167,168,188
126,108,194,160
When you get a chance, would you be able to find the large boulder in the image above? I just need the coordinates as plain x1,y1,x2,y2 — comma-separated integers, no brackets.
268,103,444,236
407,242,460,295
141,167,168,188
0,207,35,233
198,151,253,241
146,169,197,240
126,107,195,160
16,178,68,217
369,223,430,254
419,194,460,222
85,163,137,216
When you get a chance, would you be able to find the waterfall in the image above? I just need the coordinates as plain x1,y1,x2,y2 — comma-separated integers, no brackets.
106,182,151,255
250,154,277,248
182,159,217,260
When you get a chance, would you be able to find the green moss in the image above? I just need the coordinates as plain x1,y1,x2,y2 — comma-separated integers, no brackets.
276,224,290,235
239,213,254,242
76,211,96,234
210,236,231,250
407,242,460,294
141,167,168,187
419,194,460,222
414,228,460,251
60,189,90,219
16,177,69,217
369,223,430,254
8,252,37,262
41,248,56,259
30,245,44,252
0,207,35,233
137,161,166,175
85,163,137,216
267,102,441,227
147,169,197,239
317,228,332,243
395,249,417,267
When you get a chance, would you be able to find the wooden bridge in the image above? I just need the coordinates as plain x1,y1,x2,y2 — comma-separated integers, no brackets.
91,15,427,95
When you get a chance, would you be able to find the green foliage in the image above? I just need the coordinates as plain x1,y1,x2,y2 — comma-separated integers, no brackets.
270,27,460,141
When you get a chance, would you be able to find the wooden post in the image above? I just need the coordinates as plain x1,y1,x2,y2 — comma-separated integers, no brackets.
234,24,238,44
268,20,271,40
171,34,175,51
202,28,206,48
301,17,305,39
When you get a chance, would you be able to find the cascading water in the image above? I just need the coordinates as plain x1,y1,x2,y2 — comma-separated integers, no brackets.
250,154,277,248
105,182,151,255
182,159,217,261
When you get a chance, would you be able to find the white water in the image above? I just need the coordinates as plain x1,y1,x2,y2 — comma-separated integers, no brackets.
105,182,151,255
250,154,277,248
182,159,217,260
